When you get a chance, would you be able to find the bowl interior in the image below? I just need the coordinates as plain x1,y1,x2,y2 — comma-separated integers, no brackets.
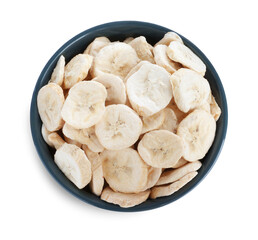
30,21,228,212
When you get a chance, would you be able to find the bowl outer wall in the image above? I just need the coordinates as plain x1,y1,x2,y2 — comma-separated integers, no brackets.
30,21,228,212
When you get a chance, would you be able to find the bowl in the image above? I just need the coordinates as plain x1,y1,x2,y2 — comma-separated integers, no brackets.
30,21,228,212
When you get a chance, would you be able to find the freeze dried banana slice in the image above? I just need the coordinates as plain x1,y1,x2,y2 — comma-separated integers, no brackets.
150,171,198,199
95,104,142,150
83,37,110,57
83,147,104,196
210,95,221,121
156,161,202,186
138,130,184,168
61,81,107,129
159,108,178,133
92,73,126,105
101,148,149,193
54,143,91,189
41,124,54,147
48,132,65,150
101,187,150,208
124,60,149,82
167,41,206,76
49,55,65,86
177,109,216,162
126,62,172,117
171,68,210,113
155,31,183,46
63,54,93,89
92,42,139,80
63,123,104,153
141,110,165,134
142,167,162,191
129,36,154,63
171,157,188,168
153,44,181,74
37,83,64,132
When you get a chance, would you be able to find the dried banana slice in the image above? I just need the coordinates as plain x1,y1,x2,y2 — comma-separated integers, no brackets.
150,171,198,199
156,161,202,186
126,62,172,117
167,41,206,76
171,158,188,168
95,104,142,150
101,187,150,208
138,130,184,168
171,68,210,113
48,132,65,150
41,124,54,147
92,42,139,80
159,108,178,133
61,81,107,129
155,31,183,46
64,54,93,89
93,73,126,105
124,60,149,82
141,110,165,134
37,83,64,132
101,148,149,193
210,95,221,121
49,55,65,86
177,109,216,162
83,37,110,57
142,167,162,191
54,143,91,189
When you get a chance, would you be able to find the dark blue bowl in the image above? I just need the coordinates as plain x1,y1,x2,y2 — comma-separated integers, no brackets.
30,21,228,212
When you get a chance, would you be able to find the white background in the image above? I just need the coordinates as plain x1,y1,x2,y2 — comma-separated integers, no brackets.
1,0,257,239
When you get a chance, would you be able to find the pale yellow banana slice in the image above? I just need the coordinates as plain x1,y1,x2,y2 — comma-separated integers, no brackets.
167,41,206,76
129,36,154,63
95,104,142,150
54,143,91,189
171,157,188,168
210,95,221,121
141,110,165,134
159,108,178,133
63,123,104,153
177,109,216,162
83,147,104,196
156,161,201,186
92,42,139,80
61,81,107,129
83,37,110,57
154,31,183,46
153,44,181,74
63,135,82,148
41,124,54,147
123,37,134,44
49,55,65,86
63,54,93,89
101,148,149,193
101,187,150,208
138,130,184,168
126,62,173,117
92,73,126,105
142,167,162,191
150,171,198,199
37,83,64,132
48,132,65,149
171,68,210,113
124,60,149,82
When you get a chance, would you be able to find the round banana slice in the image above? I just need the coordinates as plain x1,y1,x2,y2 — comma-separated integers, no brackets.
171,157,188,168
138,130,184,168
101,187,150,208
177,109,216,162
171,68,210,113
156,161,201,186
92,73,126,105
63,123,104,153
150,171,198,199
154,31,183,46
61,81,107,129
210,94,221,121
64,54,93,89
37,83,64,132
142,167,162,191
95,104,142,150
123,37,134,44
159,108,178,133
41,124,54,147
92,42,139,80
83,37,110,57
129,36,154,63
153,44,181,74
126,62,173,117
48,132,65,150
167,41,206,76
54,143,92,189
141,110,165,134
101,148,149,193
49,55,65,86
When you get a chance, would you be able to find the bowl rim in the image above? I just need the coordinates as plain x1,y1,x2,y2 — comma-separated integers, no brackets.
30,20,228,212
